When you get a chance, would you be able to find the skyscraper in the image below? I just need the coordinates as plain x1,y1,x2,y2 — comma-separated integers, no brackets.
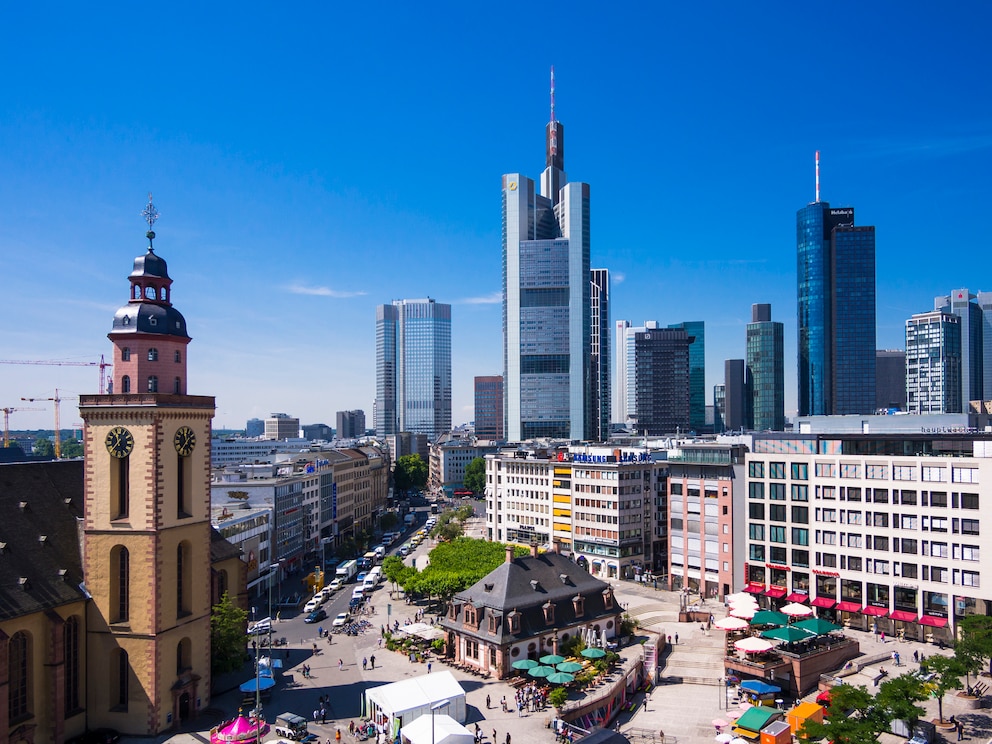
875,350,907,411
668,321,705,432
375,298,452,440
628,324,691,435
336,410,366,439
905,310,961,414
502,70,591,441
796,154,876,415
746,303,785,430
474,375,504,440
590,268,610,441
934,289,985,410
722,358,746,432
613,320,631,425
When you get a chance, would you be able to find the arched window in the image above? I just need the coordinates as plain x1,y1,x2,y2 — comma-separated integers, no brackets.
177,637,191,675
64,616,81,714
174,350,181,363
9,631,30,720
121,375,131,393
133,286,140,300
174,376,182,394
112,454,129,519
177,542,192,617
121,347,131,361
147,375,158,393
112,649,129,710
112,546,130,622
145,286,157,300
148,348,158,361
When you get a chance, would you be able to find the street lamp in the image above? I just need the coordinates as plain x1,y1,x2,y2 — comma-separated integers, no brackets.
431,699,450,744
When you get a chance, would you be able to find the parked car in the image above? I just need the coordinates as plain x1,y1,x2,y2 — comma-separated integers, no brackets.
304,608,327,624
328,578,344,592
332,612,350,627
247,618,272,635
303,597,321,613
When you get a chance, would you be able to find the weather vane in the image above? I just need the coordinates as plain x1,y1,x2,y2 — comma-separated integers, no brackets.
141,193,160,248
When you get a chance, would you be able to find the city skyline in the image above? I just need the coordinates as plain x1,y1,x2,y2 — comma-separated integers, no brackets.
2,4,991,430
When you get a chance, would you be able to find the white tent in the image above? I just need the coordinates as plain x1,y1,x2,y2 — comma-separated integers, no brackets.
364,671,467,733
401,713,474,744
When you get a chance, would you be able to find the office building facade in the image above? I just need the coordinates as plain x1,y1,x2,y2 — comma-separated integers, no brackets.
590,268,611,442
375,298,452,440
906,310,962,414
502,83,591,441
746,303,785,430
629,325,691,435
613,320,631,425
934,289,986,410
474,375,504,440
669,321,705,432
723,359,747,432
265,412,300,440
336,409,366,439
876,350,907,411
797,201,876,416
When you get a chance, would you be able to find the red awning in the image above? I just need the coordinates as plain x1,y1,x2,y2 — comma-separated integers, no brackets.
764,586,787,598
889,610,918,623
836,601,862,613
786,592,809,603
920,615,948,628
862,605,889,617
745,583,765,594
811,597,836,609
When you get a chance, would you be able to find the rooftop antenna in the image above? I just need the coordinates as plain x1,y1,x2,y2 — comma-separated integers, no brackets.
815,151,820,203
550,65,556,123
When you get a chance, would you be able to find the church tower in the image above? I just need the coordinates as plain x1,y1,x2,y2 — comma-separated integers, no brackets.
79,197,215,734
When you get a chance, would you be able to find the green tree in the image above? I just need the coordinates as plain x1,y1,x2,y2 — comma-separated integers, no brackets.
59,438,83,458
210,592,249,674
921,653,967,723
799,683,890,744
956,615,992,686
33,436,54,457
548,687,568,709
463,457,486,494
394,454,428,493
379,511,399,532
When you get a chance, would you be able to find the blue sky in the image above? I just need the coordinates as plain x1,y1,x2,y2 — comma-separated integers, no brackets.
2,3,991,432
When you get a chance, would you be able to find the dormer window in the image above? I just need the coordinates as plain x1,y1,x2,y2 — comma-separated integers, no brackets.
602,588,615,610
572,594,585,618
507,609,522,634
543,601,556,625
464,604,478,628
488,613,501,634
449,602,461,621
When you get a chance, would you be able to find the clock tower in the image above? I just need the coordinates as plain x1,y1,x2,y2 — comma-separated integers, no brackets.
79,197,216,735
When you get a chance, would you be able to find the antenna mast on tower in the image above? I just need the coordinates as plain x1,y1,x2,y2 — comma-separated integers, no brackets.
815,151,820,203
550,65,556,123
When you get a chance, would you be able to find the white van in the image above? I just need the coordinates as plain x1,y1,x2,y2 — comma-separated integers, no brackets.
352,586,367,601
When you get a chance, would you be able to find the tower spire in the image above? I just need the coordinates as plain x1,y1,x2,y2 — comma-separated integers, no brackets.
815,151,820,203
550,65,556,123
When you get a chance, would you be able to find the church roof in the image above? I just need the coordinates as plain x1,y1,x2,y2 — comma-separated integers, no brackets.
0,461,87,621
130,247,171,280
111,302,189,338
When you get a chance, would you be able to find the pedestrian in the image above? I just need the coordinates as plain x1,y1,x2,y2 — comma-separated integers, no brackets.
363,657,368,670
895,651,901,666
322,707,327,724
336,729,341,742
339,658,344,671
314,709,320,722
350,721,356,735
913,649,919,663
370,654,376,669
486,694,491,709
881,631,886,643
501,696,507,712
427,661,432,673
493,730,497,744
506,734,511,744
675,632,679,644
957,720,964,741
667,635,672,645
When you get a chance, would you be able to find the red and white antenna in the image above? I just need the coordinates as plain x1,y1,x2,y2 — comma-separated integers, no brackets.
815,150,820,203
550,65,556,123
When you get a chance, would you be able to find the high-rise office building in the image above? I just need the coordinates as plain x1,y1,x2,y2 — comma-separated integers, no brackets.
629,325,691,435
375,298,452,440
980,292,992,401
590,268,610,441
746,303,785,430
722,359,747,432
875,350,907,411
474,376,504,440
906,310,962,414
336,410,366,439
502,71,591,441
265,412,300,440
669,321,705,432
934,289,985,410
713,383,726,433
797,162,876,416
246,417,264,437
613,320,631,425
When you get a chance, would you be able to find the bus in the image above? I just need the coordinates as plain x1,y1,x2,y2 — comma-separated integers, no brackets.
453,489,473,498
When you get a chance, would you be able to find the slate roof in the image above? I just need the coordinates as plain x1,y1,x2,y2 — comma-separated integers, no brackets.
0,461,87,621
210,526,243,563
441,551,619,645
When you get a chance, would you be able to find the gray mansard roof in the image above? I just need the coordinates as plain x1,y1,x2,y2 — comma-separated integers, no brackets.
111,302,189,338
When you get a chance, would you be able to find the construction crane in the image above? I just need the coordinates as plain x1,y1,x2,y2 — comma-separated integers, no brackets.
21,389,78,459
2,406,45,447
0,354,111,393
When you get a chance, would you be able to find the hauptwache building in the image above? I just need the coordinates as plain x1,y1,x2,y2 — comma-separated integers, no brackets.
743,421,992,644
0,209,246,742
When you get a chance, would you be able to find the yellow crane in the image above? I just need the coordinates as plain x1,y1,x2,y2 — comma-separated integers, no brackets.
21,389,78,459
0,354,110,393
2,406,45,447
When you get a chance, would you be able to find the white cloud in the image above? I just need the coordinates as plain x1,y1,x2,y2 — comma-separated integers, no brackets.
286,284,367,298
458,291,502,305
612,272,626,285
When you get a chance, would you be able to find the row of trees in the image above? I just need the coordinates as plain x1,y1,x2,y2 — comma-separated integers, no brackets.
392,454,487,496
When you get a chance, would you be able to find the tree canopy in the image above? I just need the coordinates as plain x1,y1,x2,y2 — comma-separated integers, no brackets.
798,676,926,744
394,454,428,493
956,615,992,684
33,436,54,457
396,538,529,605
921,653,966,722
463,457,486,494
210,592,249,674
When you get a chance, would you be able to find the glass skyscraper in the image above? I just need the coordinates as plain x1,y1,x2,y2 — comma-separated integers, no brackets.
502,88,591,441
375,298,451,440
746,303,785,430
669,320,705,432
797,201,876,416
905,310,961,414
590,268,610,441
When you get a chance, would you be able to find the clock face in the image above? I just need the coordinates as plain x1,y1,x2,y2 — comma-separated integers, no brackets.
174,426,196,457
105,426,134,459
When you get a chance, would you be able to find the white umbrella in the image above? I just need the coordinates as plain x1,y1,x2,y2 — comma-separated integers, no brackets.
780,602,813,617
730,605,756,619
714,616,751,631
730,738,749,744
734,637,774,653
725,592,753,604
715,734,734,743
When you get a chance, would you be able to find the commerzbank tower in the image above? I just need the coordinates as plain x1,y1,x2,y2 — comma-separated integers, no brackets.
502,70,606,442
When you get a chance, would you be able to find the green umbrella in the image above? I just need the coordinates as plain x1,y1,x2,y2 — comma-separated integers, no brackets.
528,665,556,678
512,659,539,670
793,617,842,635
540,654,566,665
547,672,575,685
761,626,815,643
581,647,606,659
557,661,583,673
750,610,789,627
